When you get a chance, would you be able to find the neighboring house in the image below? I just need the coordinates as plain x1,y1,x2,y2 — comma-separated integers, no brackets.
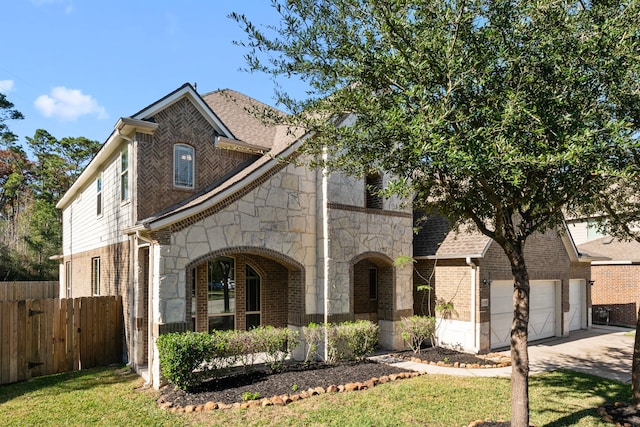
413,215,592,352
576,236,640,327
55,83,414,389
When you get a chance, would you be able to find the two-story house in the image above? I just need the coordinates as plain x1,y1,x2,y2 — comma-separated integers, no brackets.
56,83,414,389
57,83,592,389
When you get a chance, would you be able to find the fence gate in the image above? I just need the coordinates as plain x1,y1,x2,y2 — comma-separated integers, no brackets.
0,296,122,385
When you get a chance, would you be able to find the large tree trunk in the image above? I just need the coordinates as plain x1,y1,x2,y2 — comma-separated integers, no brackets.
632,306,640,405
510,254,530,427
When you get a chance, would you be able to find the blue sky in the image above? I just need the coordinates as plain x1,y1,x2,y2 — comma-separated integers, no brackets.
2,0,304,148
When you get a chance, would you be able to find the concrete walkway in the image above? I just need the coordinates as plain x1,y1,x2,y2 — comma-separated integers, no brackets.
375,326,635,383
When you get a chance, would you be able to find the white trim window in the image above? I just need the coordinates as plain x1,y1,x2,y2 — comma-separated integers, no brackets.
96,173,103,216
91,257,101,296
65,261,72,298
120,147,129,202
174,144,194,189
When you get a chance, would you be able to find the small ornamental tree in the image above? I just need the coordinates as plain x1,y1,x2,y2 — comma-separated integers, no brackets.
233,1,640,425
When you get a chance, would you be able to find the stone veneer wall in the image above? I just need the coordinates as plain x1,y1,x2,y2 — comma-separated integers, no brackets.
155,162,318,328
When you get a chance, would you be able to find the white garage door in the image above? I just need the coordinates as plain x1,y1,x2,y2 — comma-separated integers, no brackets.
491,280,557,349
569,279,585,331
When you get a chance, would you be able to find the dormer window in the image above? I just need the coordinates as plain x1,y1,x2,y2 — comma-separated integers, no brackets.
174,144,194,189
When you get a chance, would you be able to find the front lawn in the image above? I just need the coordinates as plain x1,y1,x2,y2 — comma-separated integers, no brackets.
0,365,629,426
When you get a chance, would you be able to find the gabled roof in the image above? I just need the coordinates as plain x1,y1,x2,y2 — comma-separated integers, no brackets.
577,236,640,263
202,89,285,150
414,214,582,262
413,215,492,259
139,90,305,229
132,83,233,138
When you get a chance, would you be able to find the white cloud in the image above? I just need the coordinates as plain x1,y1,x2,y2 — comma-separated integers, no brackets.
29,0,74,14
34,87,108,121
0,80,15,93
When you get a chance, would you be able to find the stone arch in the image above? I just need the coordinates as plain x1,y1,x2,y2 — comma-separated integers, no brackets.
350,252,395,323
185,246,306,331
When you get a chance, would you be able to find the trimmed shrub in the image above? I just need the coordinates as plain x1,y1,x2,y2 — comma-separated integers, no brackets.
157,331,213,390
326,320,379,363
400,315,436,353
251,325,299,370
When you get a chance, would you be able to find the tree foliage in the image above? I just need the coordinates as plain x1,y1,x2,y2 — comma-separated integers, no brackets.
0,124,100,281
233,1,640,424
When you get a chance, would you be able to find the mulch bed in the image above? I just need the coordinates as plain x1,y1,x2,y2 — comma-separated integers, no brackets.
157,347,513,413
158,359,419,412
389,347,511,368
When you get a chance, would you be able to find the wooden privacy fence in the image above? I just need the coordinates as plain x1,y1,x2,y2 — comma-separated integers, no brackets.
0,296,123,385
0,281,59,301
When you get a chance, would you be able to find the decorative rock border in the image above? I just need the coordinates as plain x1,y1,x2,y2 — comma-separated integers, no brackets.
392,352,511,369
157,370,425,413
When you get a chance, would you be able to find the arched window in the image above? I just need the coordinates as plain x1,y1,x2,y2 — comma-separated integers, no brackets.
174,144,194,189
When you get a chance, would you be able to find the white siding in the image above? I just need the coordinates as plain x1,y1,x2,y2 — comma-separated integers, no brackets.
62,144,133,256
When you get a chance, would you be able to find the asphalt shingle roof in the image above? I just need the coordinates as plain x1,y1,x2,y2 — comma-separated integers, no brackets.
577,236,640,262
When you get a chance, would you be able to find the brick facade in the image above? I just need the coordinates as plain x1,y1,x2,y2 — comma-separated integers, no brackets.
591,264,640,327
135,98,258,221
414,229,591,352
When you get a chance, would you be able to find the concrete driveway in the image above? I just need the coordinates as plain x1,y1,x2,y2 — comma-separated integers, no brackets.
523,326,634,383
384,325,635,382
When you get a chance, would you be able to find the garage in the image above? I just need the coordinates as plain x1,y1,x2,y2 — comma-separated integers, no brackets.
491,280,559,349
569,279,586,331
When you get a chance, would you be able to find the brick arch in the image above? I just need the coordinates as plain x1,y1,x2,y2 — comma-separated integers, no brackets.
185,246,306,329
350,251,396,323
186,246,305,272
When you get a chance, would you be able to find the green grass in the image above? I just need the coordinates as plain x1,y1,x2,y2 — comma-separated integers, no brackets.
0,366,630,426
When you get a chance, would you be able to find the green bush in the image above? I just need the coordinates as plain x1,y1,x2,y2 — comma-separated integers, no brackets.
251,325,299,370
158,326,301,389
156,331,213,390
227,330,257,372
400,315,436,353
326,320,379,363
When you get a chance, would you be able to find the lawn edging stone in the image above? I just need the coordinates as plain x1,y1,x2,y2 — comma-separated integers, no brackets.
157,370,425,413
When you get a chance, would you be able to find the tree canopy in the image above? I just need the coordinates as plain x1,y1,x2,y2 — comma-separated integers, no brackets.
233,1,640,425
0,120,100,280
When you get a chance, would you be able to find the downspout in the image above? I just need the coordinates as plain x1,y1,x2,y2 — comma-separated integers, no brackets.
137,230,154,387
465,257,478,353
322,147,330,361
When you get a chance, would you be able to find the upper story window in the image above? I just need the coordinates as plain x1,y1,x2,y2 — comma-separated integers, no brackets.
365,173,383,209
120,147,129,202
96,174,102,216
174,144,194,189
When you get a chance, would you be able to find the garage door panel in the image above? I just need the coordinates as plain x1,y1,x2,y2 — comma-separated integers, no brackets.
490,313,512,349
491,280,557,349
529,309,555,338
569,280,585,331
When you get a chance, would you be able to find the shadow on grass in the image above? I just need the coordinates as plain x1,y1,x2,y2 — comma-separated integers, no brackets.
530,369,630,426
0,365,136,405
